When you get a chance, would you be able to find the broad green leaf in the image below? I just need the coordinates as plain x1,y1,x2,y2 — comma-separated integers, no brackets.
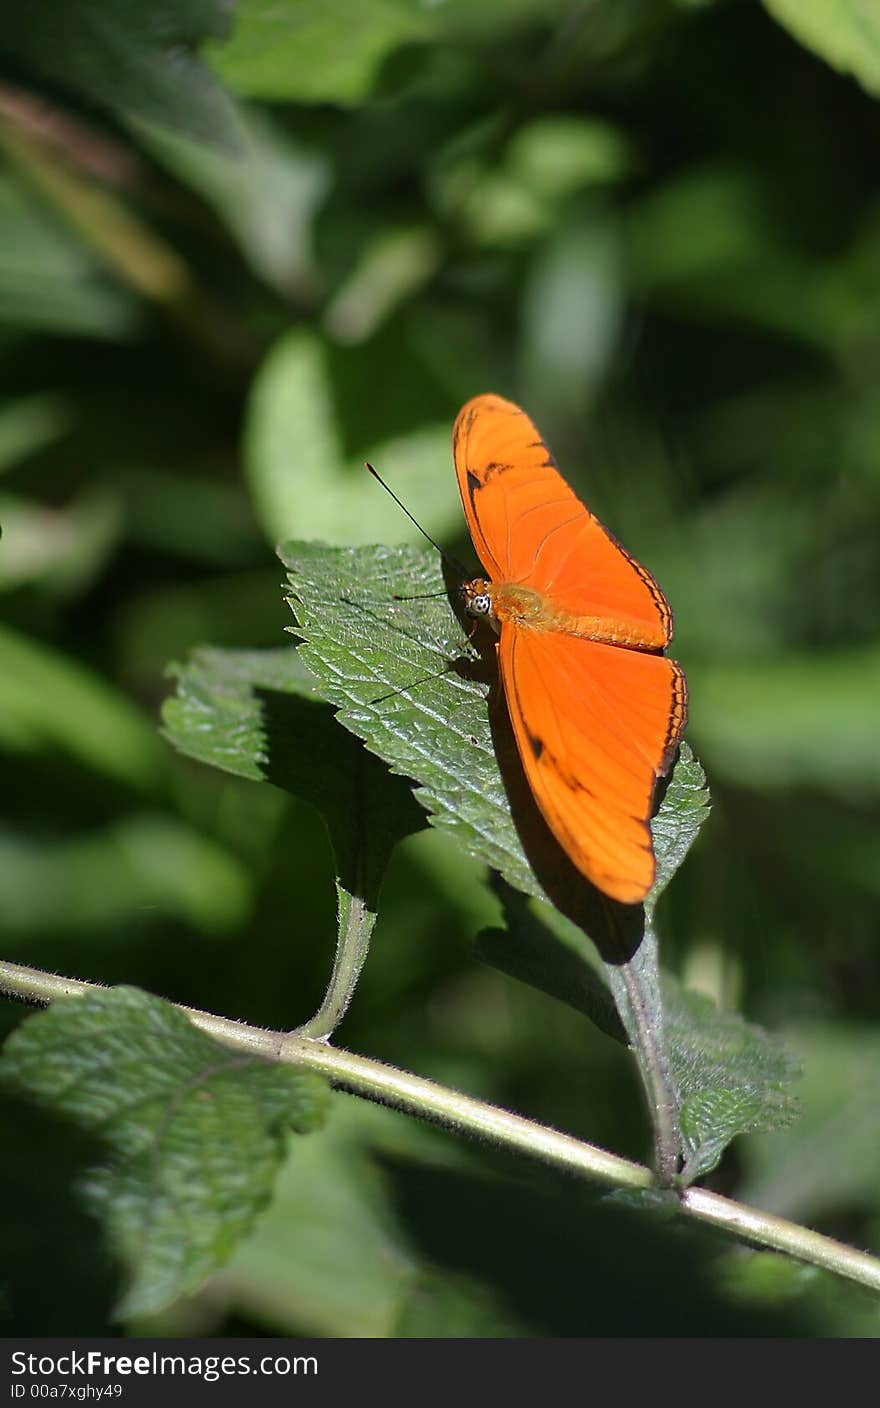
740,1023,880,1224
0,393,73,476
0,0,240,149
688,646,880,795
666,980,800,1181
135,108,330,297
0,489,120,597
763,0,880,97
208,0,436,103
208,0,576,104
161,644,424,866
0,624,165,791
323,224,442,345
162,644,320,784
0,815,252,940
520,213,623,419
0,172,136,339
243,327,457,546
0,987,328,1318
282,540,539,892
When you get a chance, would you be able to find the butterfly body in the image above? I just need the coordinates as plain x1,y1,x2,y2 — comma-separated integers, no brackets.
462,578,669,650
453,394,687,906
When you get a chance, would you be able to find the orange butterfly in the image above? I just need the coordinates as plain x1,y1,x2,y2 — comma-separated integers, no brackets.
454,394,687,905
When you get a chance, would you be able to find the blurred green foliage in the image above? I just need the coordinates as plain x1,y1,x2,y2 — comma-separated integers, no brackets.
1,0,879,1337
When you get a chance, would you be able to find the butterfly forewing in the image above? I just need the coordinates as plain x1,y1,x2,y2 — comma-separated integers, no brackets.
454,394,673,644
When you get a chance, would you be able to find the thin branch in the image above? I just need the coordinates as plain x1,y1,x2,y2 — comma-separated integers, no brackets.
2,957,879,1297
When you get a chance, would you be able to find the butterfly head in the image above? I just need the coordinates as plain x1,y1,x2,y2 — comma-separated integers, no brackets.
460,577,496,622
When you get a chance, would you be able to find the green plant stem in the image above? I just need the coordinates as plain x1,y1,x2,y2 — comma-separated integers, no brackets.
2,957,880,1296
295,888,375,1040
604,926,682,1184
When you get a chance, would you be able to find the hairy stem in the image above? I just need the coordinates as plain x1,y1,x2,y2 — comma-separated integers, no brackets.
602,916,682,1184
2,957,880,1296
295,888,375,1040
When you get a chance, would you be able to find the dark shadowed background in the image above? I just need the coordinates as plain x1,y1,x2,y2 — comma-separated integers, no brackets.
1,0,878,1336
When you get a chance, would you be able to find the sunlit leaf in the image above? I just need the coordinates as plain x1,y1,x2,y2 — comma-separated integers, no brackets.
244,327,457,546
763,0,880,97
208,0,434,104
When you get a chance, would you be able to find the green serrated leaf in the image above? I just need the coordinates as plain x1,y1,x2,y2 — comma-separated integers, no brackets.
0,987,328,1318
282,541,535,873
162,643,424,897
0,0,240,150
161,644,319,784
649,742,711,906
666,980,801,1181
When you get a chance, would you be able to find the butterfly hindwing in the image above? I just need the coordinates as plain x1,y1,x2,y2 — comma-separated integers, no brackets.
498,625,687,904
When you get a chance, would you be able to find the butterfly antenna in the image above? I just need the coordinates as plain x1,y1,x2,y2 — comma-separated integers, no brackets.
365,462,470,579
369,658,461,706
